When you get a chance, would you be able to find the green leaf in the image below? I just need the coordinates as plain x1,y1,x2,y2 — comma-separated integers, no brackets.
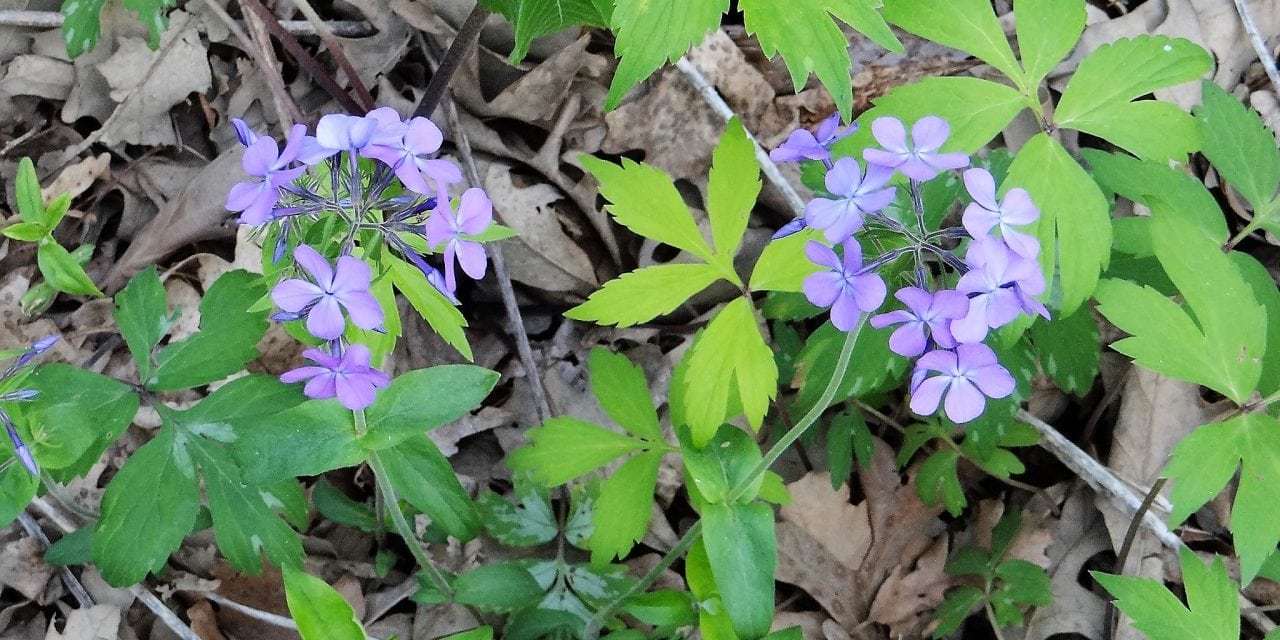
682,297,777,445
283,565,368,640
441,628,493,640
933,586,984,638
61,0,109,57
1064,100,1203,162
707,118,760,256
192,440,303,574
1005,133,1110,313
1055,36,1212,135
312,478,378,532
37,240,102,297
475,488,558,547
882,0,1024,86
44,527,94,566
1165,413,1280,582
14,157,43,224
1233,252,1280,395
840,77,1028,157
794,318,904,412
376,438,480,541
24,364,138,476
123,0,177,49
114,267,169,382
0,462,38,529
1028,308,1099,395
826,409,873,489
1196,80,1280,212
93,428,200,586
588,348,661,441
606,0,727,109
580,155,714,261
702,502,776,639
2,222,47,242
590,450,661,564
454,563,545,612
152,270,269,390
232,401,364,485
681,425,763,504
390,258,471,360
181,374,305,437
750,229,821,293
916,449,966,515
1014,0,1084,87
507,417,646,485
1083,149,1228,245
479,0,611,63
621,590,697,629
566,263,722,327
1094,548,1239,640
41,192,71,230
360,366,498,450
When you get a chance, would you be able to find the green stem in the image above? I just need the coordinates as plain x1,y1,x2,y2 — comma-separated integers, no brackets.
353,408,368,439
367,451,454,599
583,317,864,639
985,602,1007,640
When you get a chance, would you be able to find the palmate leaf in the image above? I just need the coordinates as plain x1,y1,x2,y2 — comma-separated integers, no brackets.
883,0,1024,86
590,450,662,564
1013,0,1085,87
480,0,612,63
566,263,722,327
606,0,728,109
1094,548,1239,640
507,416,645,486
1195,80,1280,214
682,297,778,447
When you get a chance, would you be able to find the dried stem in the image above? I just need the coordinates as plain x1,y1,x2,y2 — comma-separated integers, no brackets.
17,512,94,608
0,9,372,36
203,592,298,629
413,3,492,121
288,0,375,110
1232,0,1280,98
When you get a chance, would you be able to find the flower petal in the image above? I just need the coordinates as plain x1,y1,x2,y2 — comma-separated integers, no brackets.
331,256,374,295
888,323,927,357
226,181,264,213
271,278,323,312
242,137,280,177
825,157,863,197
911,116,951,152
870,309,914,329
871,117,908,152
457,188,493,234
293,245,335,289
803,240,841,271
943,378,984,423
909,375,950,417
405,117,444,155
335,375,378,410
972,364,1015,399
803,271,843,308
302,373,338,400
455,241,488,280
962,202,1001,239
280,366,326,383
338,290,385,331
830,289,862,331
306,296,347,340
962,168,998,210
850,273,886,312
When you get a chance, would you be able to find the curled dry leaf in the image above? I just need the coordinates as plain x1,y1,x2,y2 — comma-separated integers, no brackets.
41,153,110,205
0,537,58,604
868,537,950,638
44,604,122,640
1023,489,1113,640
0,54,75,101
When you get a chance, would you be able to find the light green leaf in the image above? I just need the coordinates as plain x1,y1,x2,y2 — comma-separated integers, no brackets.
37,240,102,297
231,401,364,485
1083,149,1227,245
702,502,776,639
61,0,109,57
479,0,611,63
1233,252,1280,395
1094,548,1238,640
1005,133,1110,313
842,77,1028,157
1094,279,1217,388
1014,0,1084,87
1055,36,1211,131
114,267,168,381
882,0,1024,86
14,158,43,224
606,0,727,109
1196,80,1280,212
682,297,777,446
41,192,71,230
588,348,662,441
390,258,471,360
93,428,200,586
826,0,903,54
284,565,368,640
2,222,47,242
360,365,498,450
750,229,821,293
454,563,545,612
1061,100,1203,162
376,437,480,541
707,118,759,256
1166,413,1280,583
580,155,714,261
591,450,662,564
566,263,723,327
507,417,646,485
152,270,269,390
192,440,303,574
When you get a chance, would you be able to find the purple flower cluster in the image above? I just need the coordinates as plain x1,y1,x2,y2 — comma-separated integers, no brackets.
0,336,57,477
771,115,1048,423
226,109,496,410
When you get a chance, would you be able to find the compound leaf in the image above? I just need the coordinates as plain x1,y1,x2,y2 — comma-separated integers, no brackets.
588,348,662,442
591,450,662,564
682,297,777,446
480,0,611,63
507,417,646,486
566,263,723,327
581,155,714,260
606,0,727,109
1195,80,1280,213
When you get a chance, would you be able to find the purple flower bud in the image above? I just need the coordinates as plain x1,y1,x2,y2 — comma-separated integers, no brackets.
0,389,39,402
772,217,808,240
2,410,37,477
271,246,385,340
802,239,887,331
769,114,857,163
231,118,259,147
4,335,58,379
863,116,970,181
909,343,1015,423
280,344,390,410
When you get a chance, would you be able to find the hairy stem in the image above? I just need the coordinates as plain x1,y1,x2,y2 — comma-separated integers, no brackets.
368,451,454,599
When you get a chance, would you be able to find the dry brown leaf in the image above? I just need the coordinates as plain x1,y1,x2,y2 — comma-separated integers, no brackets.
0,538,56,603
43,605,119,640
1023,489,1112,640
0,55,74,101
779,472,871,570
186,601,227,640
868,537,950,638
40,153,110,205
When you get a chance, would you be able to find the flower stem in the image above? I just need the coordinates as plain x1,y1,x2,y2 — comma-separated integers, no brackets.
353,408,368,438
368,451,454,599
582,521,703,640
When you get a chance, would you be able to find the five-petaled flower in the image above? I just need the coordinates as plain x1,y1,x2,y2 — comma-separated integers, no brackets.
280,344,390,410
225,123,308,225
909,343,1015,423
363,108,463,197
952,237,1048,343
803,239,887,332
962,168,1040,259
805,157,897,243
863,116,969,181
870,287,969,357
425,188,494,292
769,114,856,163
271,245,385,340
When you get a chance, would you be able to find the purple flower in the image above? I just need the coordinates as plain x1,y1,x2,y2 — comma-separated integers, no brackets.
4,335,57,379
961,168,1040,258
909,343,1015,423
226,123,308,225
362,109,463,197
2,410,36,477
425,188,493,292
280,344,390,410
951,237,1048,343
805,157,896,243
769,114,857,163
771,217,808,240
870,287,969,357
271,246,385,340
803,239,887,331
231,118,258,146
863,116,970,181
297,113,379,165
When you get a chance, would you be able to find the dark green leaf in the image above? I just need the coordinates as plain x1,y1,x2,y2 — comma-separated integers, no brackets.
475,488,558,547
114,267,168,382
38,240,102,297
152,270,269,391
376,437,480,541
453,563,545,612
360,366,498,450
44,527,94,566
702,502,776,639
192,441,303,574
1233,252,1280,395
180,374,305,440
312,478,378,532
232,400,364,485
41,192,71,230
916,449,966,515
123,0,178,49
621,590,697,628
1029,308,1099,395
1196,80,1280,212
681,425,763,504
61,0,108,56
284,565,367,640
826,410,874,489
0,461,37,529
24,364,137,476
932,586,983,638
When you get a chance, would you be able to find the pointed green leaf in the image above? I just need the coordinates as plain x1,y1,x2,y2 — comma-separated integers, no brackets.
606,0,727,109
2,222,47,242
390,258,471,360
702,502,776,639
454,563,545,612
192,440,303,574
14,158,43,224
581,155,714,260
151,270,269,391
376,437,480,541
750,229,821,293
475,488,558,547
681,425,763,504
588,348,662,441
1014,0,1084,87
590,450,662,564
1083,149,1228,244
508,417,646,485
1233,252,1280,395
123,0,177,49
41,192,71,230
312,478,378,532
682,297,777,445
707,118,759,256
61,0,109,57
38,240,102,297
479,0,612,63
360,365,498,450
1064,100,1203,162
566,263,723,327
1195,80,1280,212
24,364,138,476
1028,308,1099,395
232,400,364,484
114,267,168,382
283,565,368,640
1094,548,1238,640
882,0,1024,85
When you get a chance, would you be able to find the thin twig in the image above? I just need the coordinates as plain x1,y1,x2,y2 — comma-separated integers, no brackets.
1114,477,1168,575
412,3,492,120
288,0,375,111
235,0,304,128
1232,0,1280,98
240,0,365,115
17,512,95,609
0,9,373,36
204,592,298,629
674,57,808,218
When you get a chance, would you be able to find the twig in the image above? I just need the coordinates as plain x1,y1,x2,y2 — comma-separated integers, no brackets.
16,512,94,609
27,498,202,640
1232,0,1280,98
1114,477,1168,575
240,0,365,115
234,0,304,128
425,36,554,423
412,3,492,121
674,57,808,218
288,0,375,111
0,9,373,37
203,592,298,629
